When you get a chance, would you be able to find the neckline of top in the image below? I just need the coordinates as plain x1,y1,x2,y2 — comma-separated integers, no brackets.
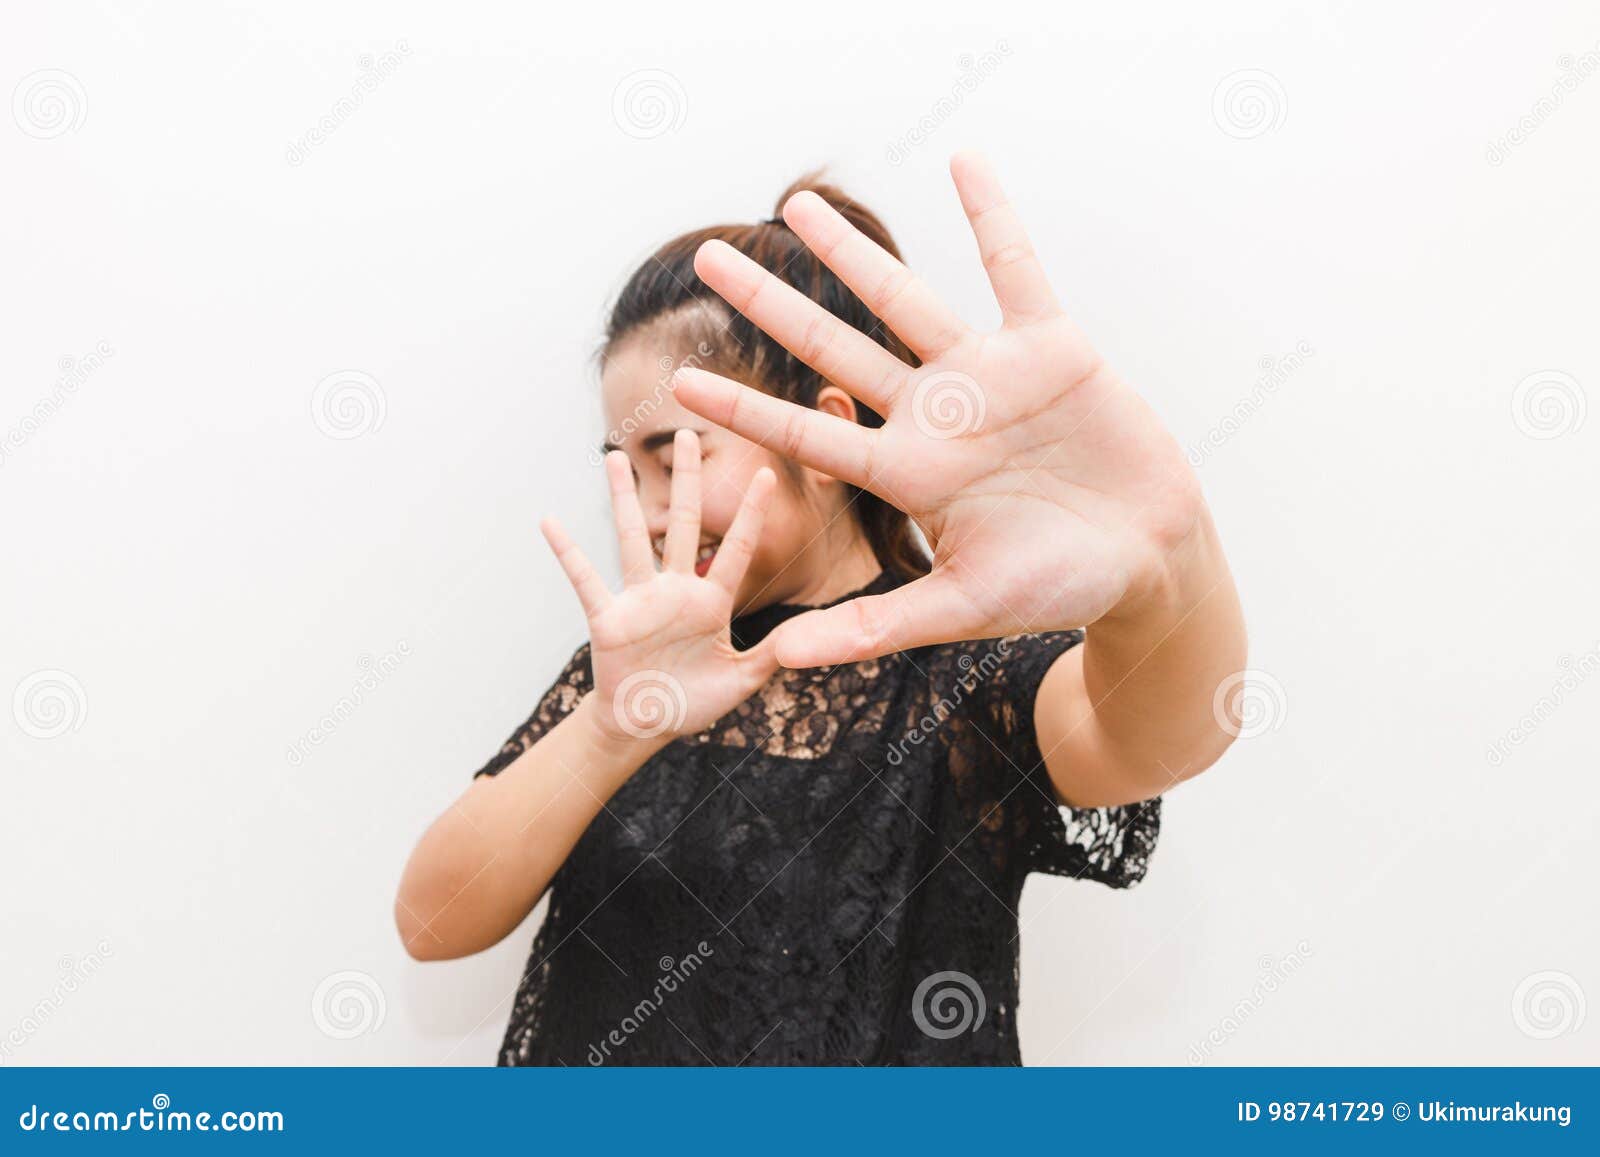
728,568,906,650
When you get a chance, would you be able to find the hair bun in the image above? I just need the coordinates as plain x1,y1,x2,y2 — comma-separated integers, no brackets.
772,170,904,261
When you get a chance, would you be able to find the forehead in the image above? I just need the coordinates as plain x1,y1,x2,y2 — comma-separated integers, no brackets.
600,331,733,444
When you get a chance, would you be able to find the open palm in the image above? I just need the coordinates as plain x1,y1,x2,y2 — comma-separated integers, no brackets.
672,152,1203,668
541,431,780,739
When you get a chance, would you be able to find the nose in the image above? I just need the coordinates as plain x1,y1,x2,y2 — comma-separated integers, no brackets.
638,490,669,555
638,483,664,516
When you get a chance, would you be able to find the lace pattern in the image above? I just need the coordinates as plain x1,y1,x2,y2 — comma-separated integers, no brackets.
473,570,1161,1064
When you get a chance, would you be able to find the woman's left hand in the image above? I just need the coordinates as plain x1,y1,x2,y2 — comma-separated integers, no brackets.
673,152,1206,668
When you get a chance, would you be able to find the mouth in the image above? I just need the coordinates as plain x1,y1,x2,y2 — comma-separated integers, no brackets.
654,537,720,577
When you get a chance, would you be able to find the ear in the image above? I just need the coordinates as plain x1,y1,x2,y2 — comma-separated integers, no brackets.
814,383,859,424
800,384,862,489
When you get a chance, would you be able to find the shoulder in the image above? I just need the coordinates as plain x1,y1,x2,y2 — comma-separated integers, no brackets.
901,629,1084,741
564,638,594,672
471,638,594,780
552,639,594,694
923,629,1084,691
531,637,595,716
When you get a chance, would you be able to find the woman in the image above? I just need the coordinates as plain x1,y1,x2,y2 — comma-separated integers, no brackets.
395,153,1247,1064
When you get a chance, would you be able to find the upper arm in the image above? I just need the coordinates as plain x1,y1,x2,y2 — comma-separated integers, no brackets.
947,631,1163,888
1033,642,1162,809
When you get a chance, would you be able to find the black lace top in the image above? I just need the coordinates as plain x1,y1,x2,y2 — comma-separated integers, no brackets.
473,568,1161,1065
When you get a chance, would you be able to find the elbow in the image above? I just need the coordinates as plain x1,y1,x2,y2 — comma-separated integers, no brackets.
395,801,548,962
395,902,451,966
1163,723,1241,792
394,849,519,962
394,855,475,962
1120,729,1239,804
1186,731,1237,782
394,890,454,962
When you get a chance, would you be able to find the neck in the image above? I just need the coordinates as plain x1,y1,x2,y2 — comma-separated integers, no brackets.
785,530,883,607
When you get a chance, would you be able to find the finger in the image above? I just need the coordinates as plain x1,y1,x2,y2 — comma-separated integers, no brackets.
733,629,782,688
768,573,985,667
672,366,881,492
949,151,1062,326
604,450,655,586
540,516,611,617
705,466,775,595
662,428,702,573
693,239,911,412
780,189,970,362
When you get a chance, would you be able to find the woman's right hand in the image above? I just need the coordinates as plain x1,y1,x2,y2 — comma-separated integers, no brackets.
541,429,780,744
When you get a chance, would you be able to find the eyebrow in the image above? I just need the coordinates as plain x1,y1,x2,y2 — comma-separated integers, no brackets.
599,428,704,457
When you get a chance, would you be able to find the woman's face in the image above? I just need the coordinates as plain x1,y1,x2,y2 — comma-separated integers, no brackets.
600,335,860,612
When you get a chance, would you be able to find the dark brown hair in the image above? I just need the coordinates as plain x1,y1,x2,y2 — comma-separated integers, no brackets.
601,172,932,582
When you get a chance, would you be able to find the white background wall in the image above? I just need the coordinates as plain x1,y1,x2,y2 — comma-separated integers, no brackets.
3,0,1596,1066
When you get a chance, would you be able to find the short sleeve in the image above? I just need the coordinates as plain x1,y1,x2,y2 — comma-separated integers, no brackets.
472,641,593,780
955,629,1161,889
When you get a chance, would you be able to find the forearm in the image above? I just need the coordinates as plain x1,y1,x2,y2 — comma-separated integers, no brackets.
395,694,666,961
1080,503,1246,793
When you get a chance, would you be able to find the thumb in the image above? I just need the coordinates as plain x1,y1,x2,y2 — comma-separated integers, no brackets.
769,573,984,667
734,630,783,689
